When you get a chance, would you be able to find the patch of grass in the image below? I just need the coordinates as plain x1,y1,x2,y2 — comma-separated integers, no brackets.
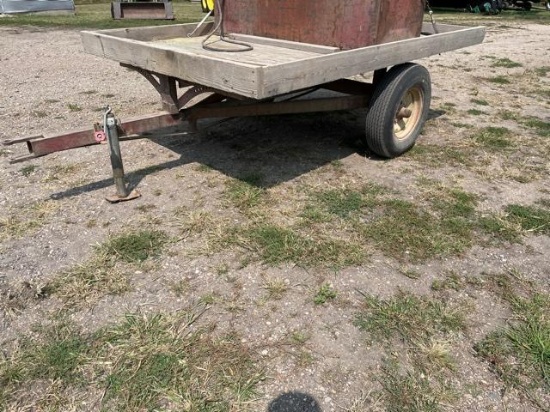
497,109,519,121
262,278,289,300
42,163,80,182
485,75,511,85
0,2,205,29
505,204,550,235
378,357,456,412
467,108,487,116
407,144,473,167
304,184,385,222
0,318,87,409
490,57,522,68
360,198,475,262
439,102,457,114
469,126,514,150
98,229,169,263
356,292,466,410
291,331,310,345
475,293,550,408
0,200,57,240
471,98,489,106
533,66,550,77
356,292,466,344
521,117,550,137
314,283,337,305
226,175,266,211
20,164,38,176
0,311,264,411
316,189,363,218
235,224,365,267
431,272,463,292
48,254,131,308
67,103,82,112
478,215,522,243
167,278,189,297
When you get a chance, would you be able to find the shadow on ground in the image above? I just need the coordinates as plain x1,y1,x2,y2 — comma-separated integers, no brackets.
268,392,322,412
49,104,444,200
50,109,367,199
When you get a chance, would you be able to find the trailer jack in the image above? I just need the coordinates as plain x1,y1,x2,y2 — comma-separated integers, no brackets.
102,107,141,203
3,109,181,202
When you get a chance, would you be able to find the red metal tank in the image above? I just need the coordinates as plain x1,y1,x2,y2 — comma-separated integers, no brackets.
218,0,426,50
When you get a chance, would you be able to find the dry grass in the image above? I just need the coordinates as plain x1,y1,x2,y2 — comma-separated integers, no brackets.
0,200,58,241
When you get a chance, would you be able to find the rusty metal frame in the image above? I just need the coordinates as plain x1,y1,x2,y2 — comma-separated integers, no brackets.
3,74,376,201
4,76,374,164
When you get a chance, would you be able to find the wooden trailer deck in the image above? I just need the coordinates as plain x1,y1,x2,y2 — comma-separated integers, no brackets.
81,22,485,100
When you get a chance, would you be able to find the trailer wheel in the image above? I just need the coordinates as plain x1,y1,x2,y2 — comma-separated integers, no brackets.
365,63,431,158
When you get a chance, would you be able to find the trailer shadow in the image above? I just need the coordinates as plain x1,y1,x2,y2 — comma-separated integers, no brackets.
49,107,444,200
49,110,367,200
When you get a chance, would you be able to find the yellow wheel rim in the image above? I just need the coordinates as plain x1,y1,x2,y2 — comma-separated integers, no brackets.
393,86,423,141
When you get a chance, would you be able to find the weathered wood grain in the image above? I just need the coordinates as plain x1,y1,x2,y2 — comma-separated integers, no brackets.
81,23,485,100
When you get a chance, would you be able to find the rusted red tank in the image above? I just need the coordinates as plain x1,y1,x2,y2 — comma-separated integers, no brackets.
218,0,426,50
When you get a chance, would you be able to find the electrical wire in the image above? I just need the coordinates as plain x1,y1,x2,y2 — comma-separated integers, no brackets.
201,0,254,52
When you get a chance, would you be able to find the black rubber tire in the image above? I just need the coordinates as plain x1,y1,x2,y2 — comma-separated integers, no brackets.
365,63,431,158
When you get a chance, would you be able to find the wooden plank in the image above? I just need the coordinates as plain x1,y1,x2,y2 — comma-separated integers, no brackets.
82,21,215,42
153,36,323,66
226,34,340,54
81,25,485,100
259,26,486,98
81,31,264,98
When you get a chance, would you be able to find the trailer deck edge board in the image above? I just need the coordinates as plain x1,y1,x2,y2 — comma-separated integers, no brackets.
81,23,485,100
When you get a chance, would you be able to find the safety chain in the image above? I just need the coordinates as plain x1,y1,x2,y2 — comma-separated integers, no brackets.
425,0,439,34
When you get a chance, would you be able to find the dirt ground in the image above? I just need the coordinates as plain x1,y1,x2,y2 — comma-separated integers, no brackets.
0,15,549,412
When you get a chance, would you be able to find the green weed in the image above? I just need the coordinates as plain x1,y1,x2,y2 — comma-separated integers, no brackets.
490,57,522,68
470,126,514,150
470,98,489,106
475,293,550,407
98,230,169,263
505,204,550,234
236,224,365,267
356,292,466,410
314,283,337,305
534,66,550,77
485,76,511,85
521,117,550,137
356,292,466,344
67,103,82,112
226,175,266,211
467,109,487,116
20,164,38,176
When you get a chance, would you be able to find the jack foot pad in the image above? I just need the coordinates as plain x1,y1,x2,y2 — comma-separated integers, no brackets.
106,189,141,203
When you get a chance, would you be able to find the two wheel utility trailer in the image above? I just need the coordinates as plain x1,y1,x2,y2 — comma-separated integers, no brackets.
4,14,485,201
